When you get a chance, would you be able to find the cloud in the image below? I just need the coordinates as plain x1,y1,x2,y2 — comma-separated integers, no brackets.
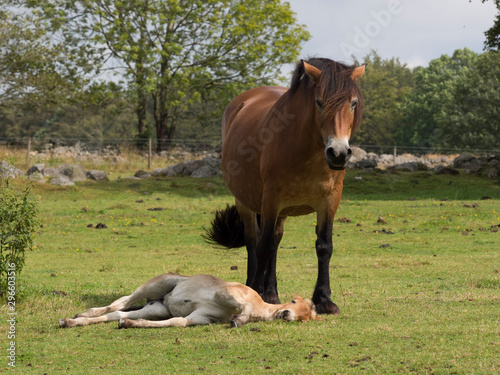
286,0,497,68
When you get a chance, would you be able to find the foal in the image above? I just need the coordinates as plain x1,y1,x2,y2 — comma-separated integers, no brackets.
59,273,317,329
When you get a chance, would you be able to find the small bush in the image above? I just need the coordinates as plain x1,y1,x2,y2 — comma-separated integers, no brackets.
0,176,40,298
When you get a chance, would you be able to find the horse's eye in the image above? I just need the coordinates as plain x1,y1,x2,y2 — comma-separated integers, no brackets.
315,98,324,109
291,300,296,304
350,99,358,111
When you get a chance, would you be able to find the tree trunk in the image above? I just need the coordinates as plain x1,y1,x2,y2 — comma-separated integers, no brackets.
156,114,175,152
154,90,176,152
137,92,147,135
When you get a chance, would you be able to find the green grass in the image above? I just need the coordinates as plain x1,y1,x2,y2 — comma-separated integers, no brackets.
1,171,499,374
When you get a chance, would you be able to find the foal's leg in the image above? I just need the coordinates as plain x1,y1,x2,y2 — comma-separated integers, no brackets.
73,295,135,319
71,273,182,318
119,309,213,329
60,301,170,328
313,202,341,315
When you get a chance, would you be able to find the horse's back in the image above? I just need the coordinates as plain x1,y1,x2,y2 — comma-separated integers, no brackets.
222,86,287,140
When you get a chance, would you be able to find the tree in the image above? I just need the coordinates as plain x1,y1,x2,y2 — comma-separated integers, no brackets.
476,0,500,50
397,48,479,148
438,51,500,149
23,0,310,151
1,3,96,140
353,51,414,146
0,4,86,110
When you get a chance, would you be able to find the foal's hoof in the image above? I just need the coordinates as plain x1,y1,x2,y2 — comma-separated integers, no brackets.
230,315,245,328
59,318,69,328
118,318,131,329
315,301,341,315
230,319,242,328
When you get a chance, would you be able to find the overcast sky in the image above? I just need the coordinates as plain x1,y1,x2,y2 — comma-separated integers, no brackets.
285,0,497,72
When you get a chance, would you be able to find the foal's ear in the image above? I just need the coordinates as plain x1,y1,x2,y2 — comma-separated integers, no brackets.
302,60,322,85
350,63,367,81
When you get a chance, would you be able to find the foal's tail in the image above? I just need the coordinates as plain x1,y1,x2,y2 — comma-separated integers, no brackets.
203,205,245,249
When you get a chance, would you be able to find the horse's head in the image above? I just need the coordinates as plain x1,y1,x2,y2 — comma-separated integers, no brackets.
299,59,366,170
275,295,319,322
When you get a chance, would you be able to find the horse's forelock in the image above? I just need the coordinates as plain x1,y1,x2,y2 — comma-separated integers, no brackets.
290,58,364,135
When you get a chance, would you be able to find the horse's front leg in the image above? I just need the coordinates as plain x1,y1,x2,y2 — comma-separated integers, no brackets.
313,205,341,315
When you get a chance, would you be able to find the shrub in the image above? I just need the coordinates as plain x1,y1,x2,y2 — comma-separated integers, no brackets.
0,175,39,298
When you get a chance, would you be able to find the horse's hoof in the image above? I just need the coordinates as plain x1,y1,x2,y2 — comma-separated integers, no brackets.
118,318,129,329
59,318,68,328
262,293,281,305
315,301,341,315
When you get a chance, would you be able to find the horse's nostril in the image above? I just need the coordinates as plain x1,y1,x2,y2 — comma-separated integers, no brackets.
326,147,335,159
345,148,352,161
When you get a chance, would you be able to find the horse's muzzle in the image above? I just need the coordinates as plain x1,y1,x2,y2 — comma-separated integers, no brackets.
325,145,352,170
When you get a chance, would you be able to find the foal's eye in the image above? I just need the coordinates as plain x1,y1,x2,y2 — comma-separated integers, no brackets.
350,99,358,111
315,98,324,109
291,300,297,304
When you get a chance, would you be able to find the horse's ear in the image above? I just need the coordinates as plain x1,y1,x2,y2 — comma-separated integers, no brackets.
350,63,367,81
302,60,322,85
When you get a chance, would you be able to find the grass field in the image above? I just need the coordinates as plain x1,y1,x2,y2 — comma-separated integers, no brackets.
1,170,499,374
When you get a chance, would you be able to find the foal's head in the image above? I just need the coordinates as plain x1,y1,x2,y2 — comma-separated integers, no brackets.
291,58,365,170
275,295,318,322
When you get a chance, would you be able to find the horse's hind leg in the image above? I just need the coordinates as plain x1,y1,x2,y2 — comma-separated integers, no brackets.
235,200,259,287
262,216,286,303
250,202,282,304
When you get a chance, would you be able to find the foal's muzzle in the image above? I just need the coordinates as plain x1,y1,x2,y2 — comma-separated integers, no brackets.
275,310,293,321
325,138,352,170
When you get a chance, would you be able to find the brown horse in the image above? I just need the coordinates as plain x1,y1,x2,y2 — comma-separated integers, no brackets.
205,58,365,314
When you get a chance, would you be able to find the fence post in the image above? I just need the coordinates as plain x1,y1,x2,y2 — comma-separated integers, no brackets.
393,146,397,166
148,138,152,170
26,138,31,166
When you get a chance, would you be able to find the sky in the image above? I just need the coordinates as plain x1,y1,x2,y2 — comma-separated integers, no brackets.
284,0,497,71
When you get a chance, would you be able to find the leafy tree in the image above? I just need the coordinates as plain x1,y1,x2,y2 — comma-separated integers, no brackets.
33,82,136,143
0,3,86,110
397,48,479,148
353,51,414,146
475,0,500,50
23,0,310,151
439,51,500,149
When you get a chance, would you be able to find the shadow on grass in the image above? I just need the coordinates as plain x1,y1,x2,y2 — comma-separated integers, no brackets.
79,176,231,199
342,170,500,201
27,170,499,201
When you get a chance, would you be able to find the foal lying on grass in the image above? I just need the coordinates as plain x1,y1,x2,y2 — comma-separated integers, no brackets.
59,273,318,329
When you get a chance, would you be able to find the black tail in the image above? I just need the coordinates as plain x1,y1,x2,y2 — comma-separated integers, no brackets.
203,205,245,249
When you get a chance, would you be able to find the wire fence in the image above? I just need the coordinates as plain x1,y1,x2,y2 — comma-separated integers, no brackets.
2,137,500,156
1,137,500,173
0,137,220,152
2,137,500,157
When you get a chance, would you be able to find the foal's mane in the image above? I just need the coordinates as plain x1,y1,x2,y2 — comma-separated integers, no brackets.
290,58,364,134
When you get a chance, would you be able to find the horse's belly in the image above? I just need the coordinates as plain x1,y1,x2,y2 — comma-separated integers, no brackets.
279,205,315,216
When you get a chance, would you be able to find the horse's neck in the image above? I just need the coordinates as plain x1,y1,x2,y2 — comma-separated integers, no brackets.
277,89,324,149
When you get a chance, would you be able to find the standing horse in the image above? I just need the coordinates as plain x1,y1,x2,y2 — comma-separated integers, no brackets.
204,58,365,314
